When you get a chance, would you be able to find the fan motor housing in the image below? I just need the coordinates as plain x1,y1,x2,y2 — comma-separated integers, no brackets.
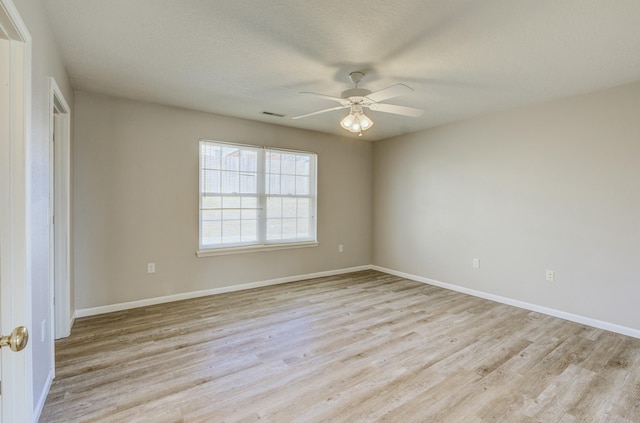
341,88,371,99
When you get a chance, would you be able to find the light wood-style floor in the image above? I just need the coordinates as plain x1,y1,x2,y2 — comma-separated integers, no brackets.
40,270,640,422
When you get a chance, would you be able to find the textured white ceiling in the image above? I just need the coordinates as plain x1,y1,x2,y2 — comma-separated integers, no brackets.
43,0,640,141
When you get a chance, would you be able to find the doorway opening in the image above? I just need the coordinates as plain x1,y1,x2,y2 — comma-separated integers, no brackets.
49,78,71,340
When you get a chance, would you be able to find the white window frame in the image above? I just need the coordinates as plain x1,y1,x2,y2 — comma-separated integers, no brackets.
197,140,318,257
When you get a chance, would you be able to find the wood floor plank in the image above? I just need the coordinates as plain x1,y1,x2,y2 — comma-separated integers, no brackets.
40,270,640,422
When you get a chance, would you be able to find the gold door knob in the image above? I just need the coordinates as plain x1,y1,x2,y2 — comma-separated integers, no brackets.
0,326,29,352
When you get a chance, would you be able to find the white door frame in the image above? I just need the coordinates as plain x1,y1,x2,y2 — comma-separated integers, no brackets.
0,1,33,422
49,78,72,340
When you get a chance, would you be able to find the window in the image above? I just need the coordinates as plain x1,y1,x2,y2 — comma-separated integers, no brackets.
198,140,317,255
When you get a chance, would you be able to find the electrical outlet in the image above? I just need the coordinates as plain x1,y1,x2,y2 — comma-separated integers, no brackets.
473,258,480,269
545,270,555,281
338,244,344,253
147,263,156,273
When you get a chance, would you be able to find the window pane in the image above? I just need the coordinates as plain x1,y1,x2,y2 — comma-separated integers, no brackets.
282,197,297,218
223,209,240,220
239,172,257,194
281,175,295,195
241,220,257,242
242,196,257,209
202,220,222,245
222,220,241,243
221,147,240,170
201,195,222,209
240,149,258,172
222,196,241,209
296,155,310,176
297,198,309,218
268,174,281,195
297,219,310,237
221,171,239,193
295,176,309,195
203,145,221,170
202,170,220,193
267,197,282,218
202,210,221,221
282,218,297,239
267,151,281,173
241,209,257,220
267,218,282,240
281,154,296,174
213,146,223,170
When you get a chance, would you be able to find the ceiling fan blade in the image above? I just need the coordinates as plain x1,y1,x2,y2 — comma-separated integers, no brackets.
368,103,424,117
300,92,351,106
365,84,413,103
291,105,349,120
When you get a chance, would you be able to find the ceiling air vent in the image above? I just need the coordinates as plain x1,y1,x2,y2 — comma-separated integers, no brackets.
261,111,285,118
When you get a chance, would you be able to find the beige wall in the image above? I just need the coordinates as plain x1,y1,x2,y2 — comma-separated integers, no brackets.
14,0,74,413
373,80,640,330
73,91,372,309
75,80,640,332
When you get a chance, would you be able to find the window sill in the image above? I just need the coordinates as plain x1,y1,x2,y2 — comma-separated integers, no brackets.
196,241,319,258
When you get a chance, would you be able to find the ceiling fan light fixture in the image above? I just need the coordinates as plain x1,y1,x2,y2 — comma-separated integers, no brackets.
359,114,373,129
340,110,373,134
340,113,355,129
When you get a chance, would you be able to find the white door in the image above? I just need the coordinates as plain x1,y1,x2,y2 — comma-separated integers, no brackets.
0,1,33,422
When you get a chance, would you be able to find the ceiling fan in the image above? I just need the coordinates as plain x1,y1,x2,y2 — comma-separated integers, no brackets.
291,71,423,136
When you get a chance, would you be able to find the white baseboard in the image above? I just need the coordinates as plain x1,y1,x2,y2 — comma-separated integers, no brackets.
68,312,76,335
33,369,54,423
74,265,372,318
372,265,640,339
73,264,639,339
